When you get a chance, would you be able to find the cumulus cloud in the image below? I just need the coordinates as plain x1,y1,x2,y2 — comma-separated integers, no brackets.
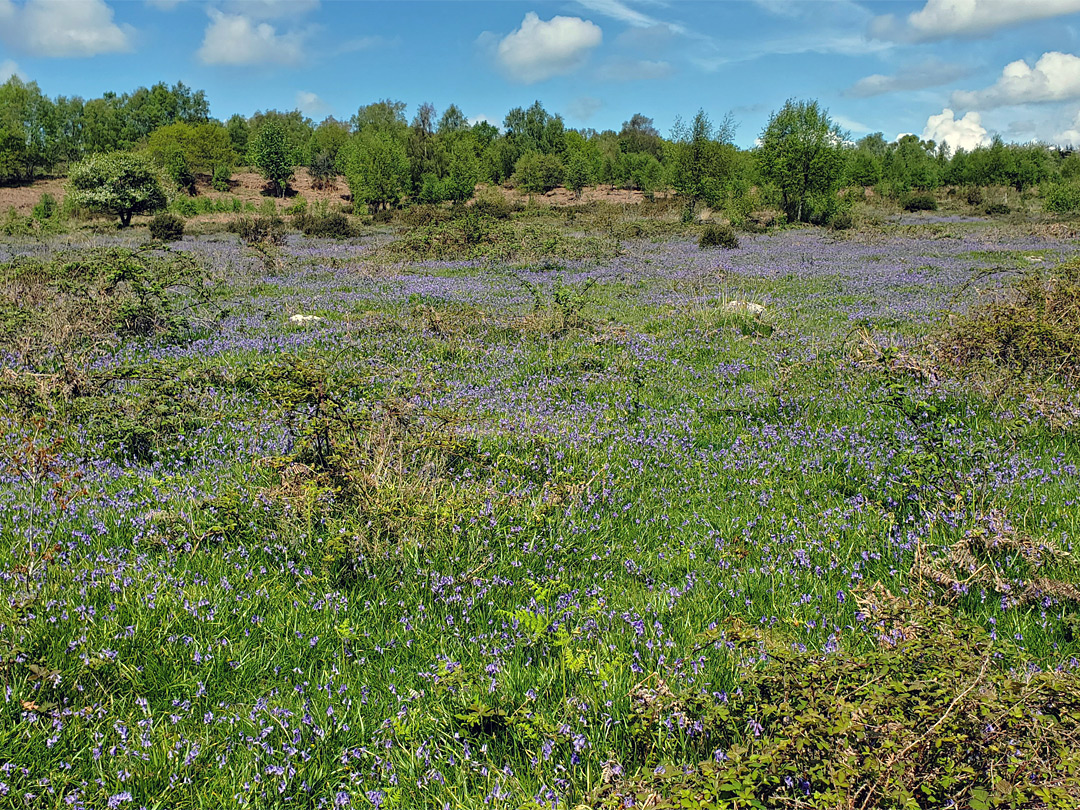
921,108,991,151
596,58,672,81
871,0,1080,42
197,9,308,66
845,58,972,97
0,59,21,80
1054,111,1080,146
0,0,133,57
952,52,1080,109
495,12,602,83
295,90,327,117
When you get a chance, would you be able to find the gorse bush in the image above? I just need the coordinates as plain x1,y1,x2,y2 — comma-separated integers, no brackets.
902,192,938,212
699,223,739,249
211,164,232,192
148,212,185,242
293,210,354,239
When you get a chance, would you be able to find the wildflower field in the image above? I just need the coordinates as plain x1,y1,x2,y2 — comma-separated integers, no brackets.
2,213,1080,809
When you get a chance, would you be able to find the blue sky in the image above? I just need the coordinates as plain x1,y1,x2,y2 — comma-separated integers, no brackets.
3,0,1080,150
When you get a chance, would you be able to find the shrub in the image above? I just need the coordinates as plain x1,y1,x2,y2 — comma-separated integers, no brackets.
294,211,354,239
309,151,336,189
399,205,446,228
148,212,185,242
983,201,1011,216
937,257,1080,385
512,152,564,194
964,186,984,206
211,165,232,192
170,197,197,217
227,214,286,245
901,192,938,212
31,193,58,223
472,190,512,220
1043,181,1080,214
827,207,855,230
699,223,739,249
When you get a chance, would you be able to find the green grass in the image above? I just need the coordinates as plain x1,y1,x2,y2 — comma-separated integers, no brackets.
0,219,1078,808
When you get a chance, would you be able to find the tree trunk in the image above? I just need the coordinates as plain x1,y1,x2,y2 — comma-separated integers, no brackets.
120,210,132,227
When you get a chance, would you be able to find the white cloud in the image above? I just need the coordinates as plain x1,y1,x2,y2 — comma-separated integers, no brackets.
496,12,602,83
0,0,133,57
197,9,307,66
295,90,327,117
845,58,972,97
952,52,1080,109
597,58,672,81
833,114,871,134
921,108,991,151
1053,111,1080,145
871,0,1080,42
0,58,21,80
576,0,687,35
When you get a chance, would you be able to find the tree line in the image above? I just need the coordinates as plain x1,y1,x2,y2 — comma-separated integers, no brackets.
3,75,1079,226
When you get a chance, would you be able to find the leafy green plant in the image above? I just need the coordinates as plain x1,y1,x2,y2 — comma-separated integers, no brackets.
227,213,286,245
699,223,739,249
595,601,1080,810
148,211,185,242
902,192,938,212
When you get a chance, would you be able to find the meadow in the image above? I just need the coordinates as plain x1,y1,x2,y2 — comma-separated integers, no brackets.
1,204,1079,809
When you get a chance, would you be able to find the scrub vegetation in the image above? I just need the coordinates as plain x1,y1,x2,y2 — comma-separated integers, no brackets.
1,82,1080,810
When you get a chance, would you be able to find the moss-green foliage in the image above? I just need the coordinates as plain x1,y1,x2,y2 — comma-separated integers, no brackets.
292,205,355,238
380,211,618,262
227,212,286,245
1043,181,1080,214
248,119,294,196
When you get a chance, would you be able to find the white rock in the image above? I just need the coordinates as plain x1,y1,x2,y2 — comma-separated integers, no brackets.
723,300,765,316
289,314,323,324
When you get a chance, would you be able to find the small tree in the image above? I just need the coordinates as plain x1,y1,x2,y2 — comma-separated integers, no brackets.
249,120,294,197
758,99,847,223
345,129,410,213
444,138,480,203
67,152,167,227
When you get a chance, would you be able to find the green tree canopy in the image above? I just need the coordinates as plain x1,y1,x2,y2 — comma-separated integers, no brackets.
249,120,294,196
146,122,235,176
345,129,410,213
758,98,847,223
67,151,167,227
